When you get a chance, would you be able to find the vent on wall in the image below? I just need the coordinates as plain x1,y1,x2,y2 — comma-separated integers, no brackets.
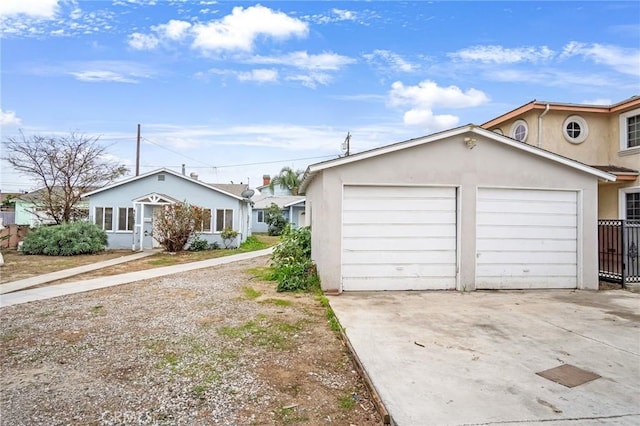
158,174,165,181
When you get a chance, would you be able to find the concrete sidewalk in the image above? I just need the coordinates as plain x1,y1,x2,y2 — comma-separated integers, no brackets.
0,248,273,308
0,250,158,295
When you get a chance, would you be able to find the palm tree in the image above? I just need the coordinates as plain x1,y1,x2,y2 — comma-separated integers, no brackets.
269,166,304,195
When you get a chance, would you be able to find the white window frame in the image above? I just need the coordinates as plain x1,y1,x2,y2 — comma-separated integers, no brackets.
214,208,234,233
117,207,135,232
257,210,265,223
619,108,640,153
95,207,113,231
619,187,640,220
510,119,528,142
563,115,588,144
196,208,212,233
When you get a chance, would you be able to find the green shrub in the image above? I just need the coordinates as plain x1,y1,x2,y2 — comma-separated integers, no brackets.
221,227,239,248
188,236,209,252
271,226,317,292
21,221,107,256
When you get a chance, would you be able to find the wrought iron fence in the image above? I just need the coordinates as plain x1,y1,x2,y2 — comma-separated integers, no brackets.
598,220,640,287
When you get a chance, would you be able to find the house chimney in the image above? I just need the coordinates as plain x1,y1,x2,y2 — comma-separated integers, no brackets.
190,172,198,180
182,164,186,175
263,175,271,186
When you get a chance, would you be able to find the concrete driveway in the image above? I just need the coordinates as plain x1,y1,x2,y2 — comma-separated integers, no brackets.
329,290,640,426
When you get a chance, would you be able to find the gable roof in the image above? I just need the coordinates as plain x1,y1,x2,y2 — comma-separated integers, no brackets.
299,124,616,194
82,168,245,201
481,96,640,128
252,195,305,209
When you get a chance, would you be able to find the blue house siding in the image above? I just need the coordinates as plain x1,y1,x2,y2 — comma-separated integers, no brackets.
250,199,305,233
85,169,250,250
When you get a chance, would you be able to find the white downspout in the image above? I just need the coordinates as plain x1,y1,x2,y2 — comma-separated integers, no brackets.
538,103,550,148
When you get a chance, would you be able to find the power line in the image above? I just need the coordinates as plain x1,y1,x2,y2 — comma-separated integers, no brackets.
138,154,337,170
141,137,215,168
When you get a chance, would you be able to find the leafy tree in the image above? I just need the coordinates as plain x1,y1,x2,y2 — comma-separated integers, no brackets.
268,166,304,195
152,202,206,252
264,202,287,236
3,131,128,224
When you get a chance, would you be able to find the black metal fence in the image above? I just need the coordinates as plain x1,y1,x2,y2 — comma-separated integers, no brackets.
598,220,640,287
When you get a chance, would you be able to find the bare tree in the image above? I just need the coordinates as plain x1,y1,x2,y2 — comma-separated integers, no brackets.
4,131,128,224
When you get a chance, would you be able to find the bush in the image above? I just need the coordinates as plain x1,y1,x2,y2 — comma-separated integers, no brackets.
152,202,206,252
265,203,287,236
221,227,239,248
21,221,107,256
188,236,209,252
270,225,317,292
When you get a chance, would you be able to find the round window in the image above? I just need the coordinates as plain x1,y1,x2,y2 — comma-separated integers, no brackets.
563,115,588,144
510,120,528,142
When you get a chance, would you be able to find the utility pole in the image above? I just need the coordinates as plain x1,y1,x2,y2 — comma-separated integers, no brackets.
136,123,141,176
342,131,351,156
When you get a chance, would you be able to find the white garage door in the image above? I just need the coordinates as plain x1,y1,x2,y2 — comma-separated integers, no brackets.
476,188,578,289
342,185,457,291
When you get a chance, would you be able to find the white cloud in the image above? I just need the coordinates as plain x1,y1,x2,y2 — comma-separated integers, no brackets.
237,68,279,83
560,41,640,76
153,19,191,40
191,5,308,52
69,70,139,83
450,45,555,64
0,109,22,126
286,72,332,89
388,80,489,129
0,0,59,18
249,51,355,71
363,50,417,72
332,8,356,21
128,32,159,50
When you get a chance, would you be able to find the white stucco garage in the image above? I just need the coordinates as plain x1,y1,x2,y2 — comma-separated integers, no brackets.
299,125,615,292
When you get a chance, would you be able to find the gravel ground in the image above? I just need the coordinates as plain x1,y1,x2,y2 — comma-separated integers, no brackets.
0,256,382,425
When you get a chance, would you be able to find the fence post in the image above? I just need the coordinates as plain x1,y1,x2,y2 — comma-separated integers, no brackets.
621,220,627,287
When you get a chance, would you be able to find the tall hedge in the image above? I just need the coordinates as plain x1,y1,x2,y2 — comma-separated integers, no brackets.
21,222,108,256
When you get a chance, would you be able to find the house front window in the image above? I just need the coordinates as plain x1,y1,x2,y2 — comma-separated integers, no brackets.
95,207,113,231
619,108,640,151
215,209,233,232
563,115,588,144
510,120,528,142
257,211,265,223
196,208,212,233
117,207,135,231
626,192,640,220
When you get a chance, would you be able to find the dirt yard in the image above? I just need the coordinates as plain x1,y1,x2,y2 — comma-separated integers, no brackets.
0,256,382,425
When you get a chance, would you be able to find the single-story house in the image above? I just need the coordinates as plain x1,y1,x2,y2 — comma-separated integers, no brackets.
299,125,616,293
83,168,252,251
14,188,89,226
251,195,306,233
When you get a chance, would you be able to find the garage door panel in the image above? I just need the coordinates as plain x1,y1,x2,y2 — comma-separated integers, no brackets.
342,185,457,291
477,251,577,264
477,199,577,215
344,250,456,264
477,188,577,290
477,213,576,227
477,263,576,277
344,197,455,212
343,210,456,225
477,226,576,240
344,237,456,251
341,277,457,291
344,223,456,238
479,188,576,203
477,238,577,252
343,263,456,278
476,276,577,289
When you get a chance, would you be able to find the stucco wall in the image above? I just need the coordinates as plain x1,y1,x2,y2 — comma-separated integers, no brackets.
305,132,601,292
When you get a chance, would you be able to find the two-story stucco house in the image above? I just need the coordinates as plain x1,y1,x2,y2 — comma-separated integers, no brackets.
83,168,252,251
481,96,640,220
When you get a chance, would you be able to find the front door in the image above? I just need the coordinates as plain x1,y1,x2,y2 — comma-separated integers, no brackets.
151,206,162,248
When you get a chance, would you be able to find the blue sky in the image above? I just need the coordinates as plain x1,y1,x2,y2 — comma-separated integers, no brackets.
1,0,639,192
